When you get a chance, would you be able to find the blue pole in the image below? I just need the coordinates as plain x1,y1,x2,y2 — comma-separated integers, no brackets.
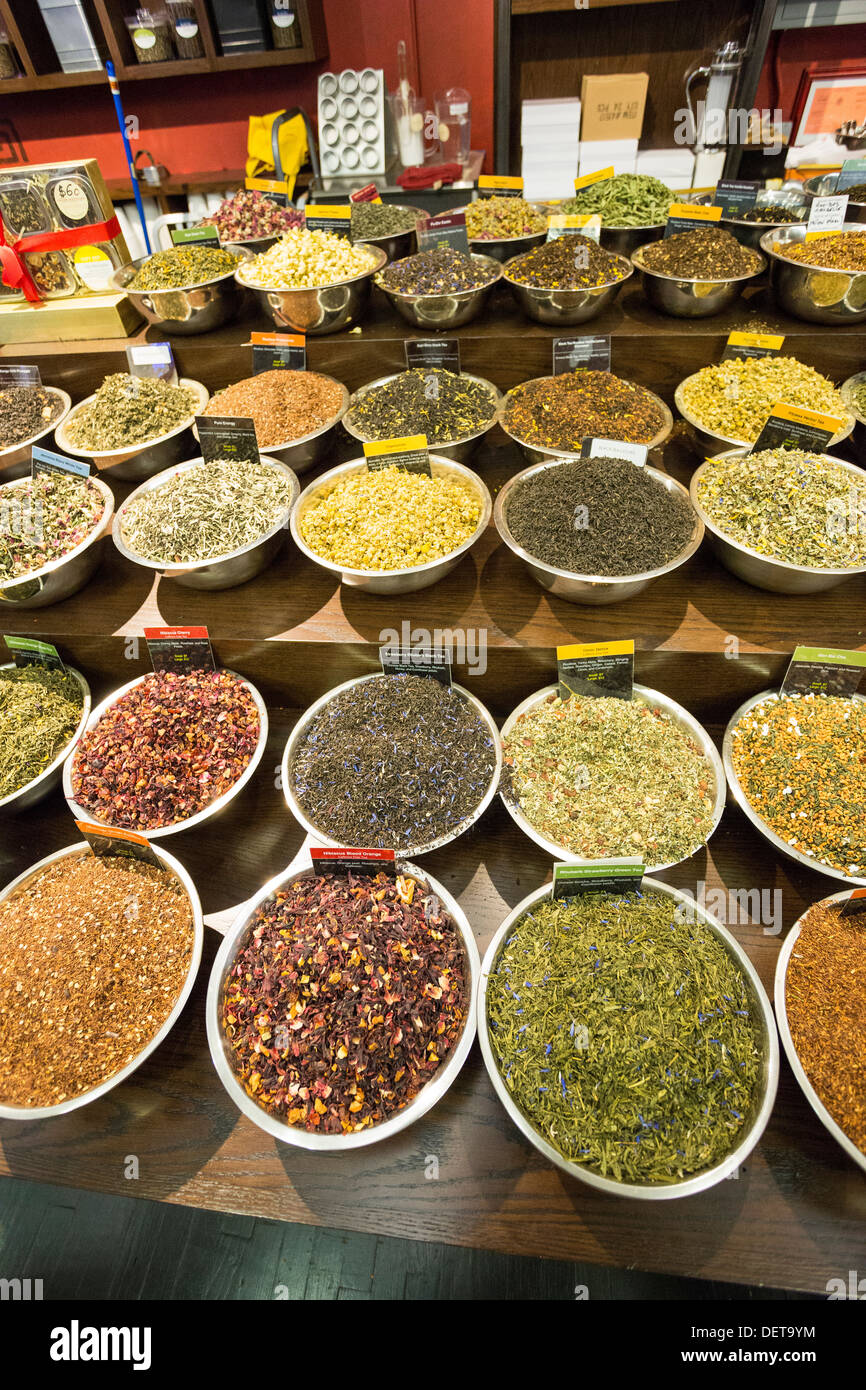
106,61,152,255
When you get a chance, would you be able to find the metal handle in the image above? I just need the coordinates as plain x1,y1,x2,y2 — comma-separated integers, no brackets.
684,66,711,129
270,107,320,190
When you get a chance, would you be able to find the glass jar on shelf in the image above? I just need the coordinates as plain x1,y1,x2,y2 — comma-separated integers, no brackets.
127,8,174,64
166,0,205,59
267,0,300,49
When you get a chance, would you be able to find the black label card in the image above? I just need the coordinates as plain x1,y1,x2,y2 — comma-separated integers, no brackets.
4,636,65,671
404,338,461,372
841,889,866,917
0,365,40,389
251,333,306,372
557,641,634,701
714,179,760,218
309,846,397,875
664,209,723,237
171,225,221,248
552,858,644,898
144,626,215,674
30,445,90,480
553,335,611,375
750,405,843,455
416,211,470,254
379,645,452,686
76,821,163,868
196,415,260,465
781,645,866,698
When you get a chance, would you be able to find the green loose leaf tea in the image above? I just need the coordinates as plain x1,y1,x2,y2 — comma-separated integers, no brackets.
0,664,84,799
486,888,762,1184
64,373,197,452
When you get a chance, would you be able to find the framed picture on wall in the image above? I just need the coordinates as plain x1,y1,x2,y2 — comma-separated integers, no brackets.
790,65,866,147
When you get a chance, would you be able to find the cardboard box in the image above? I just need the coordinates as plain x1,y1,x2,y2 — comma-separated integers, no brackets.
579,73,648,142
0,292,143,344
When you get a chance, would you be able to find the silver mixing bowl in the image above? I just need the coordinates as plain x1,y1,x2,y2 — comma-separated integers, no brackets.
674,372,855,457
0,663,90,814
63,669,268,840
631,242,765,318
55,379,210,483
113,454,299,590
206,856,479,1151
477,874,779,1199
494,454,703,604
0,387,71,479
196,376,349,475
236,244,387,335
760,221,866,324
803,174,866,225
0,839,203,1122
502,252,632,326
500,375,673,467
690,449,866,594
351,203,423,262
0,473,114,609
343,371,502,463
112,255,246,335
290,452,492,595
375,253,502,330
840,369,866,459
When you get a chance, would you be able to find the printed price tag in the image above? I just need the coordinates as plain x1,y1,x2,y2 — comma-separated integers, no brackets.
378,643,452,686
416,211,470,254
31,445,90,480
250,332,306,372
806,195,848,239
349,184,382,204
722,331,785,362
310,846,396,874
245,175,290,207
664,203,723,237
552,334,610,374
404,338,461,372
713,179,760,219
4,635,65,671
580,437,647,466
781,645,866,697
196,414,259,465
557,640,634,701
304,205,352,237
75,820,162,868
125,342,177,384
574,168,614,192
836,159,866,193
170,224,221,248
841,888,866,917
364,434,432,477
750,402,846,455
547,213,601,242
477,174,524,198
552,858,644,899
0,365,40,389
144,626,215,673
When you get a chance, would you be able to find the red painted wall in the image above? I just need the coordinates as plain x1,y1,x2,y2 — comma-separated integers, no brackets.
0,0,494,182
755,24,866,120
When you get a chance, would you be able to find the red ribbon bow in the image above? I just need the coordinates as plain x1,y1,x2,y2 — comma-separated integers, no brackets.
0,215,122,302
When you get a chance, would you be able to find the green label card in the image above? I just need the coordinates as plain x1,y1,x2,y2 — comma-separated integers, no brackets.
170,224,221,248
552,858,644,898
781,645,866,697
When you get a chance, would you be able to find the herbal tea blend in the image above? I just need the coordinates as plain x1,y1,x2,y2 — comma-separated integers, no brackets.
835,182,866,203
0,665,83,799
503,691,717,863
346,369,497,444
128,245,239,290
738,204,802,224
119,458,292,564
0,473,105,582
351,203,418,239
0,853,193,1108
298,464,482,571
730,693,866,876
464,196,546,240
64,373,197,451
71,669,260,832
562,174,674,227
778,231,866,271
203,370,344,446
505,456,695,575
508,235,628,290
696,449,866,569
640,227,762,279
378,248,497,295
0,385,64,448
291,673,497,849
785,899,866,1155
680,356,845,443
486,889,761,1184
504,372,666,450
200,189,304,241
221,869,468,1134
238,229,378,290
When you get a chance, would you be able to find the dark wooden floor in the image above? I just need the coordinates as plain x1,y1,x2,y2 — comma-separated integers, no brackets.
0,1176,815,1300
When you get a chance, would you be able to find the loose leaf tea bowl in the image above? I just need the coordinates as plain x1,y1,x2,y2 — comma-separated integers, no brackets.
723,690,866,889
500,684,725,873
690,450,866,595
62,671,268,841
112,256,246,336
494,456,703,605
0,473,114,610
502,251,633,327
631,243,765,319
375,253,503,331
840,371,866,459
774,889,866,1175
0,386,71,479
0,840,203,1122
343,372,502,464
803,175,866,225
236,244,388,337
282,674,502,857
206,858,479,1151
500,375,673,468
760,223,866,325
477,877,778,1199
674,371,854,457
0,663,91,815
113,455,300,590
56,379,210,484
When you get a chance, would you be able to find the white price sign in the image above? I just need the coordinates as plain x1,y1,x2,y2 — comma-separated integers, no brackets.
806,194,848,238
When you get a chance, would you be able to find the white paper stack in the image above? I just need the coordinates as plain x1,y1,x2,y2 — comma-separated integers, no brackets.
521,98,581,200
635,148,696,190
578,139,638,177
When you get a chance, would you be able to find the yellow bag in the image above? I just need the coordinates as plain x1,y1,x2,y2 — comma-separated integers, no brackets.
245,110,309,200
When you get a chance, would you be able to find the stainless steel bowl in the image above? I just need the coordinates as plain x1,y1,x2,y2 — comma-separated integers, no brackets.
502,252,632,326
0,839,203,1121
840,369,866,459
720,208,810,250
478,875,779,1199
761,221,866,324
206,856,479,1151
111,255,246,335
375,253,502,330
63,669,268,840
774,889,866,1174
723,689,866,887
290,452,492,595
0,473,114,609
236,244,387,335
0,387,71,479
221,234,281,256
55,379,210,483
343,371,502,463
495,455,703,604
598,223,665,257
501,375,673,467
282,673,502,856
803,174,866,225
690,449,866,594
631,242,765,318
500,682,725,872
113,454,299,590
352,203,422,263
674,372,855,457
447,200,548,263
196,377,349,475
0,663,90,815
